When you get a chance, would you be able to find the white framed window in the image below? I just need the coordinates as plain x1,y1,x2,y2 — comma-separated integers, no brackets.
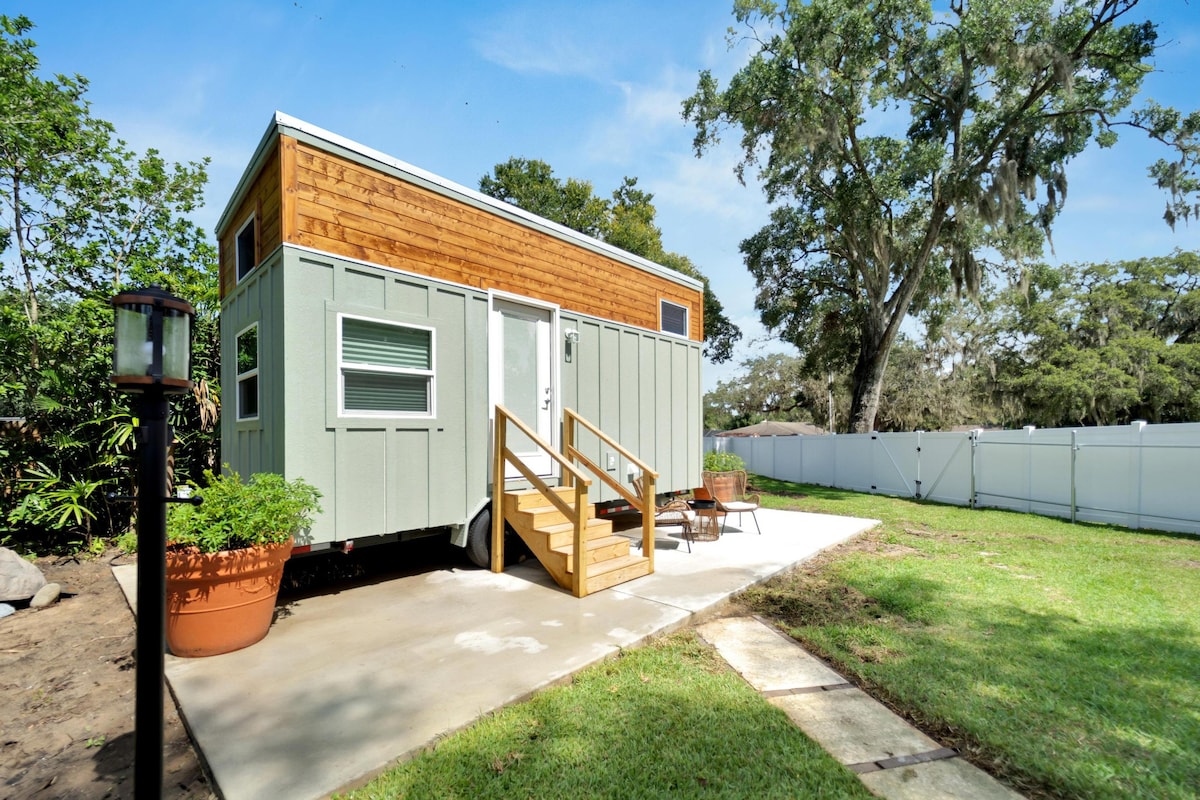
660,298,689,337
235,214,257,281
338,314,435,417
236,323,259,420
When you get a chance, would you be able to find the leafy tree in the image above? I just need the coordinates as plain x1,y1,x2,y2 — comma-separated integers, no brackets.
0,15,218,553
996,251,1200,425
684,0,1200,432
704,353,822,430
478,157,610,239
480,157,742,362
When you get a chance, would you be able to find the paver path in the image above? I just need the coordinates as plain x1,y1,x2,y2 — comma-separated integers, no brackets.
696,616,1026,800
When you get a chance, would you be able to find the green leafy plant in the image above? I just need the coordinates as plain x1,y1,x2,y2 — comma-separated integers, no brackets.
702,450,745,472
167,469,322,553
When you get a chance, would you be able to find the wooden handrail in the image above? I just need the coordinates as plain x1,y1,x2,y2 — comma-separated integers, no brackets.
492,405,592,594
562,408,657,570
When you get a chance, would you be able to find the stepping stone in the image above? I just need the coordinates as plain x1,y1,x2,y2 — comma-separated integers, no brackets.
859,755,1026,800
695,616,844,691
770,687,941,766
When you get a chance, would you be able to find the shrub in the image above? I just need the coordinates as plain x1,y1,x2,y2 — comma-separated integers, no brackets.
167,469,321,553
703,450,745,472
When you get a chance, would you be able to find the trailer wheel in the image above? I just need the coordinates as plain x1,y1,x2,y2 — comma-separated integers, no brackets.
465,507,528,569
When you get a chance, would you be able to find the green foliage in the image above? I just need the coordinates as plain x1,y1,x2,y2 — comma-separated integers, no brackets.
479,158,742,362
685,0,1198,432
0,15,219,554
167,469,322,554
702,450,745,472
996,251,1200,425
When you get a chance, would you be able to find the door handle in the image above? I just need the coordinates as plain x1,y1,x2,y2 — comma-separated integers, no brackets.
542,386,552,410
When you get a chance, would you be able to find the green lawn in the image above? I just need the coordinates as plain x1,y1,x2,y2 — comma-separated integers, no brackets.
748,476,1200,800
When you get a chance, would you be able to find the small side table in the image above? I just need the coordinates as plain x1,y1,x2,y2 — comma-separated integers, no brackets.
688,500,721,541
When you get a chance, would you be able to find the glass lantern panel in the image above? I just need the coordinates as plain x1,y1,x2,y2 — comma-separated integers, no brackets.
161,310,191,382
113,304,153,378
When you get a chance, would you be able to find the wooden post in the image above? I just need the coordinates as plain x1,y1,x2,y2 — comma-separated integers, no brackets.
573,483,587,597
641,472,654,574
491,408,505,573
562,410,575,489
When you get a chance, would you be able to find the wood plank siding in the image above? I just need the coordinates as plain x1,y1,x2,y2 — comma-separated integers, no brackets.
219,141,283,297
219,134,702,341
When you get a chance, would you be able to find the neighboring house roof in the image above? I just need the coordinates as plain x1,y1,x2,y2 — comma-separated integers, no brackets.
717,421,828,437
215,111,703,293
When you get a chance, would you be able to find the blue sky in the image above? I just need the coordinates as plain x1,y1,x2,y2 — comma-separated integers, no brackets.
23,1,1200,390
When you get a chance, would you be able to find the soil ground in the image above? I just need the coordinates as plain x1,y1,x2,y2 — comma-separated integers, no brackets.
0,537,474,800
0,549,214,800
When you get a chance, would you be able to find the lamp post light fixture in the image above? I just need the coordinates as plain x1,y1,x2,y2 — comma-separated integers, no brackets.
110,285,196,800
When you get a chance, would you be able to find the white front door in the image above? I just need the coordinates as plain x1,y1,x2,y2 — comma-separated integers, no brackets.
491,297,556,479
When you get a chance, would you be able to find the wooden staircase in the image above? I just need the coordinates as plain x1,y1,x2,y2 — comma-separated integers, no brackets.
503,487,651,595
492,406,658,597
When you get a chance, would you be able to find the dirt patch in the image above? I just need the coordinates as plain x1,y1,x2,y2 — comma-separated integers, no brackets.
0,550,214,800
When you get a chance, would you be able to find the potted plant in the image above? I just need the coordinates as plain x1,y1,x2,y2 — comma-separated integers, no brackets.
698,450,746,499
165,468,321,657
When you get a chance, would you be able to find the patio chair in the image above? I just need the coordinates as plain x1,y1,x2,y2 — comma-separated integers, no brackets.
632,473,693,552
700,469,761,535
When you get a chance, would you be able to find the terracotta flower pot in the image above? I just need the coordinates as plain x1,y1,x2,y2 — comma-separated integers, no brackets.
165,537,293,657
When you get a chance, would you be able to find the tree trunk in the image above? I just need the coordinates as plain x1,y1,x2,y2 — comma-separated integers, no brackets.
849,338,891,434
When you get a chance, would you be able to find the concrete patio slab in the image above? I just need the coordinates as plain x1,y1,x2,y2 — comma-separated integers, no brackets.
695,616,845,691
113,507,875,800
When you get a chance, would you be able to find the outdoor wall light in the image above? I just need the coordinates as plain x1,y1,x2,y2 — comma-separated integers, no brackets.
111,285,195,395
564,328,580,363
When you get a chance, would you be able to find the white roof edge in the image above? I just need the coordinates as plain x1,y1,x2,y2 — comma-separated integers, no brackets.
215,111,703,292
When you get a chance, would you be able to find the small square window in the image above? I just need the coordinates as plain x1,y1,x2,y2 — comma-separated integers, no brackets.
236,324,259,420
660,299,688,337
339,315,435,417
236,215,257,281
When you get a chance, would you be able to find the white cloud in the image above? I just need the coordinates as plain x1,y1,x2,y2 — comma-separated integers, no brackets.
470,6,614,79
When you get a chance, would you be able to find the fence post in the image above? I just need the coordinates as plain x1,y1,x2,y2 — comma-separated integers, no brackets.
914,430,923,499
1132,420,1147,530
969,429,979,509
1070,429,1078,524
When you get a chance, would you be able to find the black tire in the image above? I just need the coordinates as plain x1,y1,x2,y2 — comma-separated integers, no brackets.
465,507,528,569
465,507,493,568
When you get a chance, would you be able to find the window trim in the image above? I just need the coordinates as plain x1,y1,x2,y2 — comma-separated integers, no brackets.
659,298,689,338
235,214,257,282
337,312,436,419
235,322,260,421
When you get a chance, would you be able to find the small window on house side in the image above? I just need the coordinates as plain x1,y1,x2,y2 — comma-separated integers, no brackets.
660,299,689,337
235,215,257,281
236,324,259,420
339,316,435,417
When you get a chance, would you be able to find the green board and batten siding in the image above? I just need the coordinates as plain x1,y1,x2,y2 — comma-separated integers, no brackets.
221,246,700,546
218,113,703,548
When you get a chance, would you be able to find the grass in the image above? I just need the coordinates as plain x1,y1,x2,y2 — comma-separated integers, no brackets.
339,633,874,799
748,475,1200,800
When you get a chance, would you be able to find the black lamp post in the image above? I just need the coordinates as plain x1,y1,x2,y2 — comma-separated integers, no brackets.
111,285,195,800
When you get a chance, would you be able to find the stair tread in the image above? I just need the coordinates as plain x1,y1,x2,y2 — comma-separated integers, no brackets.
537,518,610,534
554,535,630,554
585,552,649,576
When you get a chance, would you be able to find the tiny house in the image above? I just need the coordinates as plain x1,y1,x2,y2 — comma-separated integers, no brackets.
214,113,703,591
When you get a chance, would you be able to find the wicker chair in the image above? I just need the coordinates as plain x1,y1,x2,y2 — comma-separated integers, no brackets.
632,474,693,552
700,469,761,535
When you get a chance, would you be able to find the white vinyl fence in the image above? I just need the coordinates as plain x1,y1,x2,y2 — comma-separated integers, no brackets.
704,421,1200,536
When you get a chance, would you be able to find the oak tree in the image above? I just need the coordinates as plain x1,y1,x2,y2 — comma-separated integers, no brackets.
684,0,1200,431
